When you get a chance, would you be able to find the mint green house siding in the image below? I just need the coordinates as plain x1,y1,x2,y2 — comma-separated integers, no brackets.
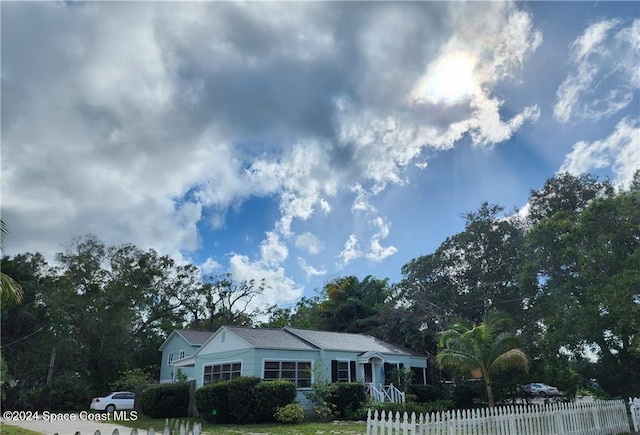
158,330,216,383
162,326,428,409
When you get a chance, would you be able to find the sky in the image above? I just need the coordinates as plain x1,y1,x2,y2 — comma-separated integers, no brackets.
2,1,639,312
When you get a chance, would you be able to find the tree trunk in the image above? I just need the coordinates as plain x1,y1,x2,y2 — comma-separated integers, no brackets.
486,383,495,408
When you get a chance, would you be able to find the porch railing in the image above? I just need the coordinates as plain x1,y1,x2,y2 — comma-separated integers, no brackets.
366,383,405,404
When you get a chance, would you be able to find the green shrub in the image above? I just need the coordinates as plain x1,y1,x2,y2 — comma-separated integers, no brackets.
48,375,92,411
407,385,446,402
140,383,190,418
194,381,232,423
252,380,297,422
367,399,454,416
227,376,262,423
274,403,305,424
452,383,482,409
325,383,366,419
421,400,454,413
111,368,156,392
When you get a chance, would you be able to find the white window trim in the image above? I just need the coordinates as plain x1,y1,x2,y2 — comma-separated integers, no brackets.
202,360,243,385
262,358,314,390
336,359,352,382
167,352,174,366
179,350,185,359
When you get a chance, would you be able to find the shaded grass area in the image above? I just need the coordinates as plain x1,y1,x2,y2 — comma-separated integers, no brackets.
113,415,366,434
0,423,43,435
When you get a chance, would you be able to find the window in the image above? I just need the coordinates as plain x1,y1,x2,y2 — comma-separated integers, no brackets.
331,360,355,382
179,350,185,359
203,362,241,384
167,353,174,366
263,360,312,388
411,367,427,385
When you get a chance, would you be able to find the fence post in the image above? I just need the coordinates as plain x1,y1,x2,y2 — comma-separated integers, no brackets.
630,397,640,432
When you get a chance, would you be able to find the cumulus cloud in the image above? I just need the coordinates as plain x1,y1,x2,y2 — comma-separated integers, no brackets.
559,117,640,188
295,232,322,255
338,235,362,267
2,1,545,306
554,19,640,123
297,257,327,280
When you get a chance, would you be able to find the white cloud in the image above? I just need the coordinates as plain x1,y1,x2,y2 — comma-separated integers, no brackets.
554,19,640,123
200,258,223,275
228,253,303,309
366,217,397,262
295,232,322,255
559,117,640,188
338,235,362,267
2,2,546,306
297,257,327,280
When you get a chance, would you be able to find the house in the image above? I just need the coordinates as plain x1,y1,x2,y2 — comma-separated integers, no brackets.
158,329,215,383
159,326,428,406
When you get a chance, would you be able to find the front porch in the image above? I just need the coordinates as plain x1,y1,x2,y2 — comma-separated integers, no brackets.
365,383,405,404
358,351,407,404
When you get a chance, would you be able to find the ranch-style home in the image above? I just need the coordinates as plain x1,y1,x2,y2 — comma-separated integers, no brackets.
159,326,428,406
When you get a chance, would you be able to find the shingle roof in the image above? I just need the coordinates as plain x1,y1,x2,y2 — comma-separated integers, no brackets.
176,329,215,346
285,327,420,356
225,326,318,350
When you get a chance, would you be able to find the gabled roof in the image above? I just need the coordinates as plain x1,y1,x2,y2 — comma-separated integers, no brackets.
285,327,420,356
165,326,425,358
224,326,318,350
158,329,215,351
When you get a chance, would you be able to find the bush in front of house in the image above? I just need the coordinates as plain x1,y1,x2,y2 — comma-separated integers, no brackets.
140,382,190,418
368,399,454,416
451,383,483,409
274,403,305,424
195,378,298,424
324,382,367,419
252,379,297,423
194,381,232,423
407,384,446,402
227,376,262,423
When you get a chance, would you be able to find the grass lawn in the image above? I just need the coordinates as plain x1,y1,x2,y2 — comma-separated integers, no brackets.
114,415,366,434
0,423,43,435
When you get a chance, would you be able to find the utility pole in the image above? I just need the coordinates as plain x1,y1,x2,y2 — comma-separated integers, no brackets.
46,346,56,385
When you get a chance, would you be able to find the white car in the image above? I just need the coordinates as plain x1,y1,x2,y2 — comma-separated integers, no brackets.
523,383,561,398
90,391,135,412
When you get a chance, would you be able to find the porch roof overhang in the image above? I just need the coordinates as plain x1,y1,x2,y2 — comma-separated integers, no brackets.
357,351,387,363
172,355,196,367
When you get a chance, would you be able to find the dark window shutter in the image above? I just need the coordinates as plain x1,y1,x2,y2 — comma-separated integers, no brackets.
331,360,338,382
350,361,356,382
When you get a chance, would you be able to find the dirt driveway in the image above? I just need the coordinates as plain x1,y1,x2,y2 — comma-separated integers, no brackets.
1,412,137,435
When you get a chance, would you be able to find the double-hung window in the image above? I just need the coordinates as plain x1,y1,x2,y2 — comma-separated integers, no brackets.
263,360,312,388
203,362,241,384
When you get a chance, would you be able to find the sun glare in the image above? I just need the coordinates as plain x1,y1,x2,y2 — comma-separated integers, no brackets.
412,52,478,105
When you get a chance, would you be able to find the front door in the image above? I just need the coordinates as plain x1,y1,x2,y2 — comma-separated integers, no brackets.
364,363,373,383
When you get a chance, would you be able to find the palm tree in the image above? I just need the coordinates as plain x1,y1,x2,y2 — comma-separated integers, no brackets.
437,311,528,407
1,220,23,304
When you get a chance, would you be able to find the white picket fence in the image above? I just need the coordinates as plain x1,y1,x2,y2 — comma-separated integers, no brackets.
53,419,201,435
366,399,631,435
630,397,640,432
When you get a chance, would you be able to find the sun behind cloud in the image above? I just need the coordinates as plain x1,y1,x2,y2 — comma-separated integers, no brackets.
411,51,478,105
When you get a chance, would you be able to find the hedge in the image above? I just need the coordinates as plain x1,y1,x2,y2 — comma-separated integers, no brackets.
252,380,297,422
194,381,232,423
195,377,298,424
140,383,190,418
325,382,367,419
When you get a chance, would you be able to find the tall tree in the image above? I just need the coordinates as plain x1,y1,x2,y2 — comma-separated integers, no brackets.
437,311,529,407
397,203,526,330
183,273,266,331
316,275,392,336
0,220,24,304
523,172,640,396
